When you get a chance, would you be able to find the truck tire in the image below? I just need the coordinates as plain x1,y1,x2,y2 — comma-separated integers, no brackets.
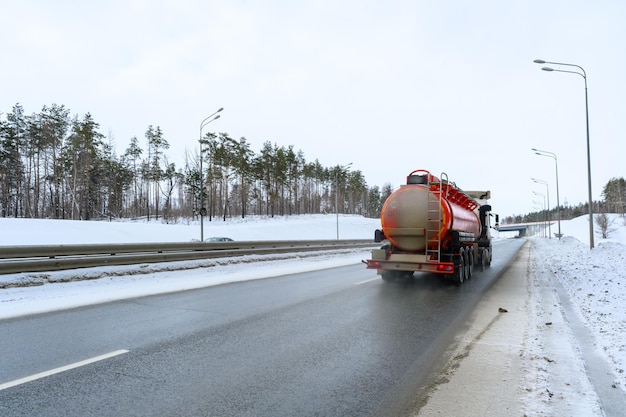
479,248,487,271
381,270,414,282
453,249,465,284
381,271,396,282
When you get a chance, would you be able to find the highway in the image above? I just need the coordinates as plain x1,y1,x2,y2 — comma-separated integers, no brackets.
0,238,525,417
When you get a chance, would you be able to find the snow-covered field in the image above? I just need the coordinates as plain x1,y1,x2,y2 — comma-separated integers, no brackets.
0,214,378,245
1,213,625,415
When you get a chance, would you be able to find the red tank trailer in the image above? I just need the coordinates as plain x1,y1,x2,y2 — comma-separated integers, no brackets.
364,169,497,284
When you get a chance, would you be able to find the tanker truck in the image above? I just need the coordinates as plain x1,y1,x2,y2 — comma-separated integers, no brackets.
364,169,497,283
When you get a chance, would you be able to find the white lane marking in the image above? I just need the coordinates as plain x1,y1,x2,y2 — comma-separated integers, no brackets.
355,277,380,285
0,349,129,391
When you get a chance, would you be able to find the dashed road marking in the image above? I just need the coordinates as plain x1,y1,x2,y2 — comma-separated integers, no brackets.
0,349,129,391
355,277,380,285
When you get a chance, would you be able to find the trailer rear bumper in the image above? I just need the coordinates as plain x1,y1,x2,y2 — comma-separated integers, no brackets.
364,258,455,275
365,249,456,275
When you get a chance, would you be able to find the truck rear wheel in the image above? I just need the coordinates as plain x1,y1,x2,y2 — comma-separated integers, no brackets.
381,270,414,282
466,249,473,280
453,249,466,284
479,248,486,271
381,271,396,282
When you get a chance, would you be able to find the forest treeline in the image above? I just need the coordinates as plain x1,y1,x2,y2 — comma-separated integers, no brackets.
2,103,623,225
501,177,626,225
0,104,393,222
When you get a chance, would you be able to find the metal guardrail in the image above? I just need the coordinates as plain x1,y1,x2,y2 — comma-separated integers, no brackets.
0,240,376,275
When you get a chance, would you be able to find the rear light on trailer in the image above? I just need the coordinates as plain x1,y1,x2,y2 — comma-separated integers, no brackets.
437,264,454,272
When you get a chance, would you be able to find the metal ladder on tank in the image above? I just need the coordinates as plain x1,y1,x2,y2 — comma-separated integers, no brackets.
426,172,448,263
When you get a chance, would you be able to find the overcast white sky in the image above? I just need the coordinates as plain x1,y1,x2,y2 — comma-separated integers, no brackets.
2,0,624,217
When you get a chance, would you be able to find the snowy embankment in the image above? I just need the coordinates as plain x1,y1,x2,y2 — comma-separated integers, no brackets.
513,215,626,415
532,231,626,391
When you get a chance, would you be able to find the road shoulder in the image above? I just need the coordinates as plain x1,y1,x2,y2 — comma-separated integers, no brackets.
413,241,604,416
413,245,529,416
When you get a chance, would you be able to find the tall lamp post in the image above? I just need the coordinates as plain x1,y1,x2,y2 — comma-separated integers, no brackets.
533,59,593,249
532,178,551,238
199,108,223,241
533,191,546,237
532,202,544,237
335,163,352,240
532,148,561,239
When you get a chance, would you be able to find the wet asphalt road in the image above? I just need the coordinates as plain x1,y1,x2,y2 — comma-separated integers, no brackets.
0,239,524,417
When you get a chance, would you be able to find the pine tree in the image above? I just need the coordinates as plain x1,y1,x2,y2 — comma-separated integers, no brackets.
145,125,169,220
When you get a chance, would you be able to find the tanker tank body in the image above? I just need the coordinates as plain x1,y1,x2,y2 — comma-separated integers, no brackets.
364,169,495,284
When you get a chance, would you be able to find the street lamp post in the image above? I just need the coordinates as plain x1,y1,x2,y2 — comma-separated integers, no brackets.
532,202,543,237
335,163,352,240
532,148,561,239
199,108,223,242
532,178,551,238
534,59,594,249
533,191,547,237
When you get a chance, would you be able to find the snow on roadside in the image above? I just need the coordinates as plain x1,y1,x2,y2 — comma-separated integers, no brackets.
0,249,370,320
533,236,626,391
0,250,365,289
524,239,604,415
520,213,626,416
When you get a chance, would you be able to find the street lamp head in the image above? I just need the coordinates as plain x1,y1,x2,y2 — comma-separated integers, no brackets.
541,67,554,72
214,115,221,120
533,59,546,64
217,107,224,112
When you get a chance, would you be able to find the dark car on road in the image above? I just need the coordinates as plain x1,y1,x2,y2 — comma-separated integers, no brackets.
204,237,234,242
